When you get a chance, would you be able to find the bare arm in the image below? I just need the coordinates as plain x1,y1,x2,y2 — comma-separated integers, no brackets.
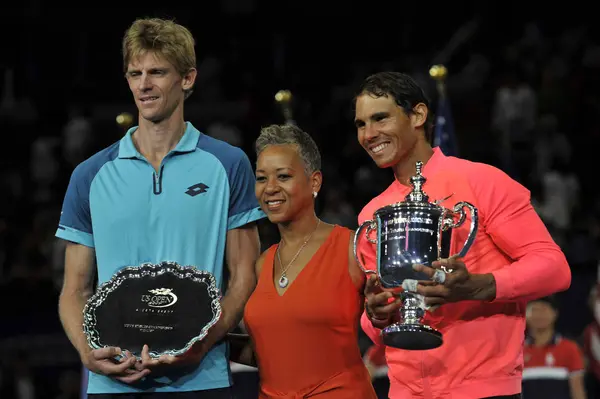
59,242,148,382
568,342,588,399
58,242,96,358
348,231,367,293
216,222,260,341
569,372,587,399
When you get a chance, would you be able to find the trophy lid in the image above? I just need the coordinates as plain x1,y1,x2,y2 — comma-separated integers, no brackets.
404,161,429,203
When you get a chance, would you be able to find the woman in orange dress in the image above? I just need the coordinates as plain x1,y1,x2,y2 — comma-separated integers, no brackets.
240,124,377,398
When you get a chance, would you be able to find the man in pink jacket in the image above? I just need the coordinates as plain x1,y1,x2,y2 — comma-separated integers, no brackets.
353,71,571,399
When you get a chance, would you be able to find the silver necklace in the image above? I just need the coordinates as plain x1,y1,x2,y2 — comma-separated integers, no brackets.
276,219,321,289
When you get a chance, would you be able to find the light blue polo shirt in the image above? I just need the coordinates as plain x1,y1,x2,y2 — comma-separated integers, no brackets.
56,122,266,394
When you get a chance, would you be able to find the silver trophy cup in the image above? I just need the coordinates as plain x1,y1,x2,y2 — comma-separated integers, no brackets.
354,161,478,350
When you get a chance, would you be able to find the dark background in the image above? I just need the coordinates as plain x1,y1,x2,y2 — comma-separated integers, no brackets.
1,2,599,398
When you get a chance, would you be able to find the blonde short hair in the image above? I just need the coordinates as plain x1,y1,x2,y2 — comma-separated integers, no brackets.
122,18,196,97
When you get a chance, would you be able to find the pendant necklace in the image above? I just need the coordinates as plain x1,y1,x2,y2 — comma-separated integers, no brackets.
276,219,321,289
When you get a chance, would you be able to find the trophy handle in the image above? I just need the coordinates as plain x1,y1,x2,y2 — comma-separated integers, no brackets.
353,220,377,275
447,201,479,259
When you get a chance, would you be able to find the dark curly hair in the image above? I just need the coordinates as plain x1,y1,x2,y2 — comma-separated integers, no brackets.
354,71,434,142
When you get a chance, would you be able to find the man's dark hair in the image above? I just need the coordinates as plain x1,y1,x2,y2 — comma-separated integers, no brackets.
354,71,434,142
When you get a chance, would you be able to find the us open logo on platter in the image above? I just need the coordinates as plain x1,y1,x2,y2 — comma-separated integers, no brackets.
139,288,177,313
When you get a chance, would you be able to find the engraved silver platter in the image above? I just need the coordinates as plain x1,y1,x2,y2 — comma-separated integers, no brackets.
83,261,222,359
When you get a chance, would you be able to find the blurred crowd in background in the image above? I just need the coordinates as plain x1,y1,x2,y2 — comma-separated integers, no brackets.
2,4,600,399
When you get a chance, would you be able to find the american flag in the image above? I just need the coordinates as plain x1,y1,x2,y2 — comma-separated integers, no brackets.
432,91,458,157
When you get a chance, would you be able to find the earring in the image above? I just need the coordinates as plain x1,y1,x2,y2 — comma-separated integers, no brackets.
313,191,318,198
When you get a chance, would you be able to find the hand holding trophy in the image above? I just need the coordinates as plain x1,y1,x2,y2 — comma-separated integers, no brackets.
354,161,478,350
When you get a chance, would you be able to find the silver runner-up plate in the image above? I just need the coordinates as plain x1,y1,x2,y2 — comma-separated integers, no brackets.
83,261,222,359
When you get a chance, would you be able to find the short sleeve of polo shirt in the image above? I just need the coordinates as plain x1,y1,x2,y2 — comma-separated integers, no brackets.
565,340,585,374
56,163,95,248
55,142,119,248
224,148,265,230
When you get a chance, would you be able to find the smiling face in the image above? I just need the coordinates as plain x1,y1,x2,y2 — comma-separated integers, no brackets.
125,51,196,123
255,144,321,224
354,93,428,169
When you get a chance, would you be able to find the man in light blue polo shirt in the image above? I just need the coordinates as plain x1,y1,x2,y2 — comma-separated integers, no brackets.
56,17,265,398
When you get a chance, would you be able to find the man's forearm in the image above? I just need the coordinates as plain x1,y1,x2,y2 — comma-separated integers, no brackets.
59,290,93,359
209,276,256,345
570,374,587,399
221,278,256,330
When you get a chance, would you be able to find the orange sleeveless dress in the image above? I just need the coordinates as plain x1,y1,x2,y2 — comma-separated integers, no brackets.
243,226,377,399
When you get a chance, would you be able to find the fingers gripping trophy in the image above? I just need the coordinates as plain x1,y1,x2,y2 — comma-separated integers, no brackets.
353,161,479,350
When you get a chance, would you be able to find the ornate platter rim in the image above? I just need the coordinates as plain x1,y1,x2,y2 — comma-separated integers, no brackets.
82,261,222,358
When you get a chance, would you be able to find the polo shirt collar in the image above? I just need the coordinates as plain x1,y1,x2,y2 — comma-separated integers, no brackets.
420,146,446,176
118,121,200,159
392,146,447,191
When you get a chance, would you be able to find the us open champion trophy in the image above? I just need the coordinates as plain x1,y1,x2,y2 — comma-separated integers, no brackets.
353,161,478,350
83,262,222,359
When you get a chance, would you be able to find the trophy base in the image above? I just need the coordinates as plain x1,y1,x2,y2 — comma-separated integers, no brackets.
382,323,443,350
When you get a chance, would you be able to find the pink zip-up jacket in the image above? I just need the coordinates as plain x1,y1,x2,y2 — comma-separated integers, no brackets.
357,148,571,399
